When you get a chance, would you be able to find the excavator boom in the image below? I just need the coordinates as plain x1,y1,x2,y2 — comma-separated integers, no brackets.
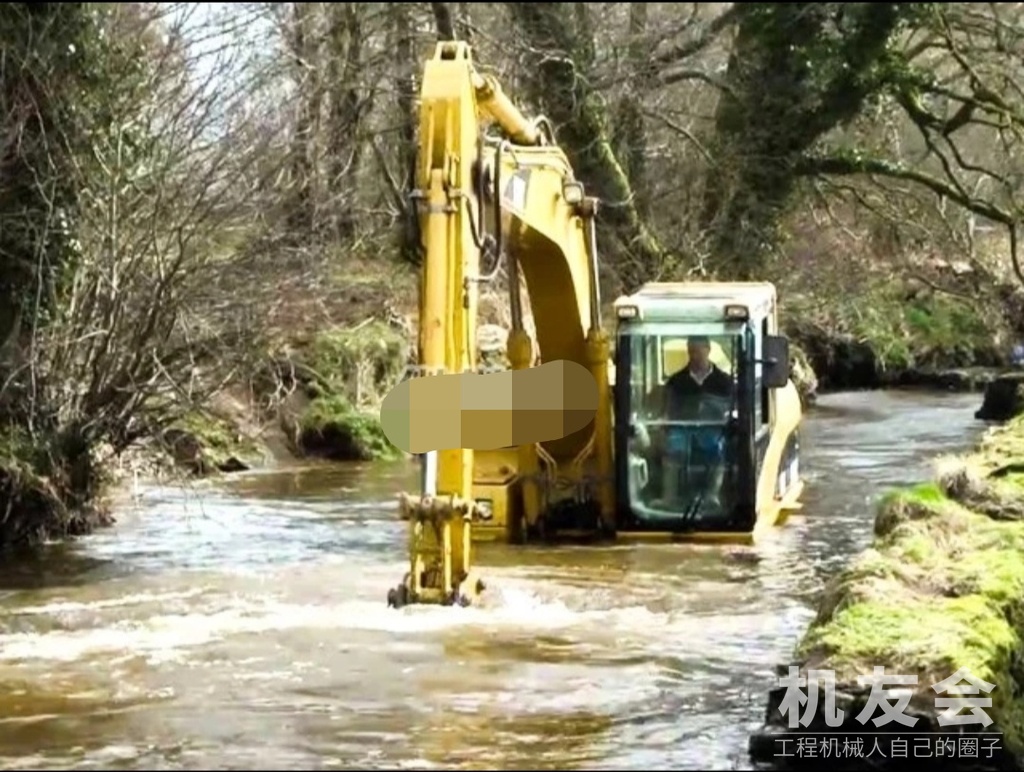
388,41,613,608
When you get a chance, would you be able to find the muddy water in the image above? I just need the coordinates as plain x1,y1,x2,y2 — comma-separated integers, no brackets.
0,392,987,771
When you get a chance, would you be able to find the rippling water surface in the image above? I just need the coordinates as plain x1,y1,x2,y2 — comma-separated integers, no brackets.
0,391,988,770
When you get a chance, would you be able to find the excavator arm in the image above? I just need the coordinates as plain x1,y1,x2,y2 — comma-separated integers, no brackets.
387,41,614,608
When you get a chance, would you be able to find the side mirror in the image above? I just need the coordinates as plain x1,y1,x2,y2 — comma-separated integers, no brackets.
762,335,791,389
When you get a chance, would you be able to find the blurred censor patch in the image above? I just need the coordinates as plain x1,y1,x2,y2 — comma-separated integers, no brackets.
379,360,598,453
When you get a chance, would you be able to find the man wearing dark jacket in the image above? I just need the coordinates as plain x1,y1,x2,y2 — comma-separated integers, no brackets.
664,335,734,419
660,335,735,511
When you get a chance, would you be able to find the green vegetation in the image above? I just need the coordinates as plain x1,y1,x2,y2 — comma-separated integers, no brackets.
798,416,1024,749
298,394,400,462
284,321,409,462
162,410,267,476
784,278,1006,389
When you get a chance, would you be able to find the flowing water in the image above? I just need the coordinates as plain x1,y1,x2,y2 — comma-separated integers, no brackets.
0,392,989,771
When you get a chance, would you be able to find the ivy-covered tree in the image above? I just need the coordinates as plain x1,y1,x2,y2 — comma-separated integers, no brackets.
0,3,96,351
0,2,268,547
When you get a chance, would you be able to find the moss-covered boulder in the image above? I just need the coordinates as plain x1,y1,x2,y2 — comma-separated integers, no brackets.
296,393,401,461
750,416,1024,769
281,320,409,462
976,372,1024,423
162,409,267,477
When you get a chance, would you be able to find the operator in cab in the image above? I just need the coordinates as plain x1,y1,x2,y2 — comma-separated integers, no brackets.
659,335,736,513
664,335,734,418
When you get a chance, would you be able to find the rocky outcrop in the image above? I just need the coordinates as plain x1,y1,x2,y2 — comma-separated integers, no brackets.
263,321,409,462
160,402,269,477
749,416,1024,770
976,371,1024,423
790,344,819,406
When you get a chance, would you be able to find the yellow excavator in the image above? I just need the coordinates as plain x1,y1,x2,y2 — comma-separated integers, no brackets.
386,41,804,609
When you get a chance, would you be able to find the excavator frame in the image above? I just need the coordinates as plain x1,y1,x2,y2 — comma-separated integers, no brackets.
386,41,804,609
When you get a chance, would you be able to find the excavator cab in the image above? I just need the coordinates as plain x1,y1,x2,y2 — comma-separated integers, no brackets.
612,283,801,537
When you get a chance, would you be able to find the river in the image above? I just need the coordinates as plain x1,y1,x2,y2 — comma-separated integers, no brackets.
0,391,988,771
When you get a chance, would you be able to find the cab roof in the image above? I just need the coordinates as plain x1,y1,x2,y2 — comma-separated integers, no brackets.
613,281,777,322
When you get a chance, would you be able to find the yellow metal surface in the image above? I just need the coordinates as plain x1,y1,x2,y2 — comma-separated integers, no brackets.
390,40,807,608
387,492,487,607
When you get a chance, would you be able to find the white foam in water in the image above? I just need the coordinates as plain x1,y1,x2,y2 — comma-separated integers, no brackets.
10,589,209,617
0,582,661,665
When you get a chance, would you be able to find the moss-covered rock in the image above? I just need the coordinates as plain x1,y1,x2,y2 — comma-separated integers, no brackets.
750,416,1024,768
278,321,409,462
977,372,1024,423
162,409,267,477
296,393,401,462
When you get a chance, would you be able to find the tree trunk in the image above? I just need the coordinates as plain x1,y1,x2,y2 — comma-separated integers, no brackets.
613,2,650,220
702,3,903,279
431,2,455,40
286,2,319,236
506,2,664,291
325,3,367,242
392,2,420,265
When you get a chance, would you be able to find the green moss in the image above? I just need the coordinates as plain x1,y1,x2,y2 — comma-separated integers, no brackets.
298,393,400,462
796,416,1024,752
800,594,1016,684
980,415,1024,471
165,410,265,476
873,480,964,539
288,321,409,463
304,321,408,409
951,546,1024,601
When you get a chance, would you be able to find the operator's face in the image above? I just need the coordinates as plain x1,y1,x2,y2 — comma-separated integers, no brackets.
687,341,710,369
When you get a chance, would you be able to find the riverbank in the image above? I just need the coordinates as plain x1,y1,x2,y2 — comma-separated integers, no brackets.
72,251,1024,495
781,278,1018,393
134,292,1022,489
749,413,1024,769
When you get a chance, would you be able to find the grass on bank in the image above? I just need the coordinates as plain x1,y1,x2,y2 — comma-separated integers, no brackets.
783,278,1003,375
797,415,1024,749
